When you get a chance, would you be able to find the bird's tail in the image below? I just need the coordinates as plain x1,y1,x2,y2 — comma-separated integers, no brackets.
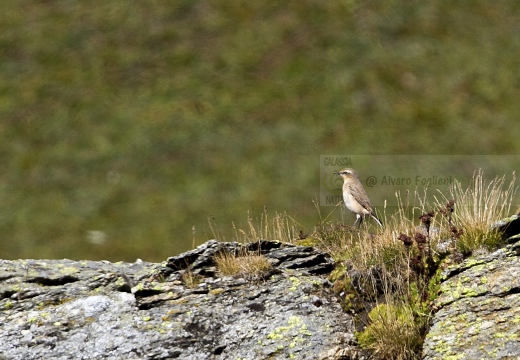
370,213,383,227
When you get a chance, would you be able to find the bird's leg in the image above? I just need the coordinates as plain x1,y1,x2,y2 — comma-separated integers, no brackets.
353,214,362,227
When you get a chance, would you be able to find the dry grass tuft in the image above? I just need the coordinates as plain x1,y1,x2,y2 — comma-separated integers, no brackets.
181,268,204,288
215,251,273,279
210,208,302,244
438,170,515,227
316,191,441,303
435,170,516,253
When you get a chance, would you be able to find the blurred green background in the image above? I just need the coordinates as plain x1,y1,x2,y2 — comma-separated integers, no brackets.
1,1,519,261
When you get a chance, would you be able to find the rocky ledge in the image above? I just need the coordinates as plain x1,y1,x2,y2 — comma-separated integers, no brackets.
0,240,362,360
3,216,520,360
423,215,520,360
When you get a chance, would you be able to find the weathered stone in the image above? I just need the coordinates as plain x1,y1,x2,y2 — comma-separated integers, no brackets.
264,246,335,274
0,240,358,360
422,239,520,360
8,227,520,360
166,239,240,271
493,214,520,242
166,239,335,276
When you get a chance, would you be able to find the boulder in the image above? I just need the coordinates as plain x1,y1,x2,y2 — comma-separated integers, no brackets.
492,214,520,243
422,239,520,359
0,240,364,360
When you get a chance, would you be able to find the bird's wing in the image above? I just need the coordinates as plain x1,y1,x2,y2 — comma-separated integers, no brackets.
348,184,374,212
348,183,383,227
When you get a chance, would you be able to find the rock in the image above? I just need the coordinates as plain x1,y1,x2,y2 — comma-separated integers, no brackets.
165,239,335,275
492,214,520,243
422,239,520,360
0,240,359,360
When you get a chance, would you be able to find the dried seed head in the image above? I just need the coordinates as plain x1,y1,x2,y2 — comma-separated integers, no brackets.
398,233,413,247
414,232,427,244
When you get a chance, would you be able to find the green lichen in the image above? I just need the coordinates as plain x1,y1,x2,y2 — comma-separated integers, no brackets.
289,277,300,291
134,283,145,291
495,332,518,340
267,330,286,340
114,276,128,288
153,284,164,291
58,266,80,275
265,315,310,348
296,238,319,247
460,287,479,297
310,279,323,286
464,258,484,267
431,336,461,359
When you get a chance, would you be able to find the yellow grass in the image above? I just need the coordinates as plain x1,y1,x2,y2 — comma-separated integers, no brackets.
210,208,302,244
209,170,517,360
435,170,517,253
215,251,272,279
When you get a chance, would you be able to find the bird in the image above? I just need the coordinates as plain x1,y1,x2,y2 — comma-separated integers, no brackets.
334,168,383,227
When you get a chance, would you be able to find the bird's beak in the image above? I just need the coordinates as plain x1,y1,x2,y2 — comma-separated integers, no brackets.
334,171,340,175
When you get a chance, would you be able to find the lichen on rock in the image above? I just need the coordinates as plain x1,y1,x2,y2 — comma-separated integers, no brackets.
0,240,364,360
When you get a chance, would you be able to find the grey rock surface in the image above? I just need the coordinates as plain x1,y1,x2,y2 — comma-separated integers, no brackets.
0,240,361,360
422,239,520,360
492,214,520,243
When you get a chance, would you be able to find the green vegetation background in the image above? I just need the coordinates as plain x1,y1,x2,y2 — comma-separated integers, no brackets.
1,1,519,261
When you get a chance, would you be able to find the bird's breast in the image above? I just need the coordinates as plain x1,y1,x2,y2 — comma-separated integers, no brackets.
342,186,370,215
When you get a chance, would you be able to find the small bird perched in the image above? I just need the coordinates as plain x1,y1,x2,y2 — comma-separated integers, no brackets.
334,168,383,227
